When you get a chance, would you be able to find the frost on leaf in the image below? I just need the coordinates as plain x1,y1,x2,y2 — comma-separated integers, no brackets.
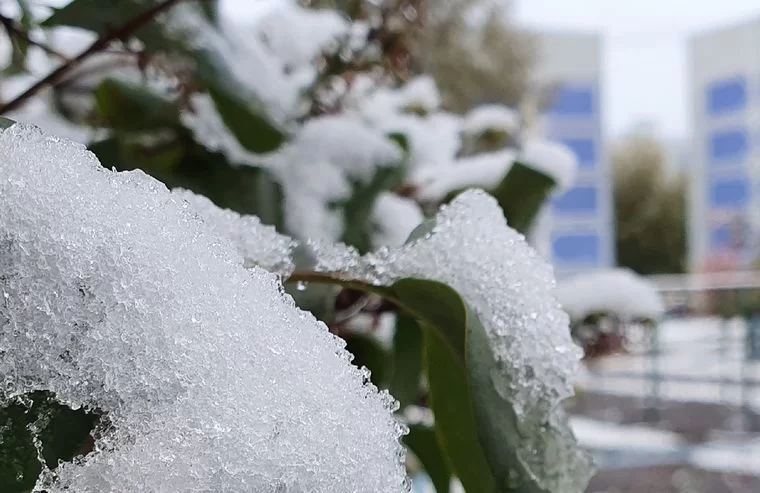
0,124,407,492
312,189,593,490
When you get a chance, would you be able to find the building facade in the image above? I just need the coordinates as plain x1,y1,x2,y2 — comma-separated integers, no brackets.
689,19,760,271
532,31,615,277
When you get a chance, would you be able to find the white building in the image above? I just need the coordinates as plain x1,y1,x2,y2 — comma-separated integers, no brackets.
688,18,760,270
532,30,615,277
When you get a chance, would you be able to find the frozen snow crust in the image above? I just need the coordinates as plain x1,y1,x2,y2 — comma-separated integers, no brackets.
0,124,407,492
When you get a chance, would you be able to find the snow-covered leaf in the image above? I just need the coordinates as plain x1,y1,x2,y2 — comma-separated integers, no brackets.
207,85,286,154
307,190,594,492
0,123,407,492
492,161,556,234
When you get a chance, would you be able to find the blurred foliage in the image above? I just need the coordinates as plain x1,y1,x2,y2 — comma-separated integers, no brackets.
612,133,687,275
415,0,535,113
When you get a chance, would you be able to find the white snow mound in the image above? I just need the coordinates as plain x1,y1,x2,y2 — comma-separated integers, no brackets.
0,123,407,493
557,268,665,322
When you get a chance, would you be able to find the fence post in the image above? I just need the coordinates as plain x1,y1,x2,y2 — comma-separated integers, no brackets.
745,314,760,431
645,320,661,422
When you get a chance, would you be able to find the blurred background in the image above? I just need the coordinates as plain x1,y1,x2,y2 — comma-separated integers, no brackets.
2,0,760,491
512,1,760,492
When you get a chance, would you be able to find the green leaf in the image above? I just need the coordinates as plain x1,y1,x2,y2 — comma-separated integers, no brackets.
387,132,410,154
466,310,594,493
342,165,405,253
288,245,591,491
289,274,498,492
43,0,287,155
389,314,422,410
0,116,15,129
41,0,167,50
343,332,390,387
198,0,220,25
425,324,496,493
404,424,451,493
390,279,466,360
492,161,556,235
0,392,99,492
207,86,286,154
94,79,179,131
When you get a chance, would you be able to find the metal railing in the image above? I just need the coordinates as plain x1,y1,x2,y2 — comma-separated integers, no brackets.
580,271,760,432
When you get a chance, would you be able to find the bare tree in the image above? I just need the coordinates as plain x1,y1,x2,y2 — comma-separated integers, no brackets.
415,0,536,113
613,132,687,274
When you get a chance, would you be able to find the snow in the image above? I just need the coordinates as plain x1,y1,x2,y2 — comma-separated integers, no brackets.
410,149,517,202
519,137,578,192
310,189,593,491
570,416,685,450
690,438,760,476
394,76,441,114
172,189,296,276
568,415,760,477
462,104,521,137
354,79,461,170
253,2,349,69
264,115,404,241
380,112,462,168
167,2,336,122
358,76,442,120
557,268,665,322
370,192,425,248
0,123,407,492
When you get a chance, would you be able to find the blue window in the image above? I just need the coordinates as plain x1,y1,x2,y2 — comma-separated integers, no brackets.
559,138,596,169
709,224,733,251
707,77,747,116
709,129,749,162
549,85,594,117
552,186,598,215
708,176,750,209
552,233,601,265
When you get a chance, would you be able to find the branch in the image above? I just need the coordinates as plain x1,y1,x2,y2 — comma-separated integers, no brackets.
0,13,71,62
0,0,186,115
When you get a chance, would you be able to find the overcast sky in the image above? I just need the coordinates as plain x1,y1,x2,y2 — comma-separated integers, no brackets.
514,0,760,140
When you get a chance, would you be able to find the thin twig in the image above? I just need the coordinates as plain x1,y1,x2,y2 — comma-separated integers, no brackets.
0,13,71,62
0,0,186,115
